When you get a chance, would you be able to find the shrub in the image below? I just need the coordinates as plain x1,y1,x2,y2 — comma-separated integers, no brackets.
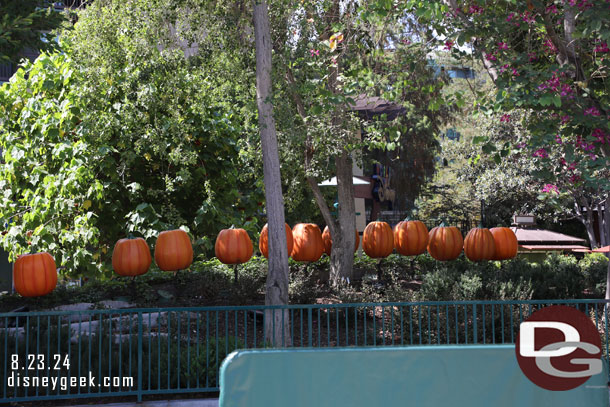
580,253,609,297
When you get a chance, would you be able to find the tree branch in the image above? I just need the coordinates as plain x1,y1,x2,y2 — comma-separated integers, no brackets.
442,0,498,83
542,11,584,80
283,65,338,237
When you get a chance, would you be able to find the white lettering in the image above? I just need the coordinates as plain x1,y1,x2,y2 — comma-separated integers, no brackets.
520,322,579,357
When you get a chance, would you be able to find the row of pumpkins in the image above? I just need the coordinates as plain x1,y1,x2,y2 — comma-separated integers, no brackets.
12,221,518,298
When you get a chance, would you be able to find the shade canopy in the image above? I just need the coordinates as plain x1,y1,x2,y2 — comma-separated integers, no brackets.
318,176,370,186
593,245,610,253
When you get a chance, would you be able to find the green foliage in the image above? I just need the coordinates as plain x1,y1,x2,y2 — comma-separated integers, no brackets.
266,1,449,217
0,0,65,64
0,53,103,274
0,0,264,276
580,253,609,297
65,0,262,251
413,0,610,240
418,253,601,302
0,252,606,312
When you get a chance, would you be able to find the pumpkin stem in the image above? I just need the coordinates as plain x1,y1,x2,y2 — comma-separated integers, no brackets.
233,264,239,285
376,258,383,283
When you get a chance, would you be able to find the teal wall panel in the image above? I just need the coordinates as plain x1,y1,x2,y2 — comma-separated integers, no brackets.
220,345,608,407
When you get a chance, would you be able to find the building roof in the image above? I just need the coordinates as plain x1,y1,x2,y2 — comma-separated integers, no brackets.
519,245,590,251
511,227,586,244
349,96,406,121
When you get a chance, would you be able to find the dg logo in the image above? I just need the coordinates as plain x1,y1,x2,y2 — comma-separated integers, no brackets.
516,305,603,391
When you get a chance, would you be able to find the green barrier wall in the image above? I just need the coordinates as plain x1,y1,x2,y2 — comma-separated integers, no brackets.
220,345,608,407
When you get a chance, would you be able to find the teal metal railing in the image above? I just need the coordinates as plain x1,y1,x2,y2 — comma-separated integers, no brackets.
0,299,608,403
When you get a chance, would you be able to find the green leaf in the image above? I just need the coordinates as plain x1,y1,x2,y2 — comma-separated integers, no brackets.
552,96,561,107
482,143,496,154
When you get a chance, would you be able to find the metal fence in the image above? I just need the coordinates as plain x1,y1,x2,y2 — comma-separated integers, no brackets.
0,299,608,403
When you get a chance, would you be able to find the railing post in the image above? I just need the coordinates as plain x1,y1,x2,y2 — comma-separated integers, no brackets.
472,304,478,344
308,308,313,347
137,311,143,403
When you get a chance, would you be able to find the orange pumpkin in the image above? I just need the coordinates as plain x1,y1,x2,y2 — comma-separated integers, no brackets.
112,237,152,277
322,226,360,256
393,220,429,256
215,228,253,264
362,221,394,258
291,223,325,262
154,229,193,271
490,227,518,260
259,223,294,258
13,252,57,297
427,226,463,261
464,228,496,261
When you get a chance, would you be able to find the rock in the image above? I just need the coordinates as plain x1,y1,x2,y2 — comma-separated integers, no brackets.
52,303,93,312
97,300,135,309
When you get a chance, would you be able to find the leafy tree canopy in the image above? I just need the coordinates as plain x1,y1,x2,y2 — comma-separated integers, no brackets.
0,0,262,276
0,0,65,64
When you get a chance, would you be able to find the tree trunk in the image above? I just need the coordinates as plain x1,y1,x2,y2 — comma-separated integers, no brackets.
329,151,356,285
252,0,291,346
599,193,608,248
602,194,610,300
577,196,598,249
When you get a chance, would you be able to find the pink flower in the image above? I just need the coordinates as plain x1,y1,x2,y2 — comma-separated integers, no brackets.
485,53,497,61
538,74,561,92
516,142,527,149
592,128,609,144
584,107,601,116
560,115,571,124
589,153,597,160
560,84,574,98
532,148,548,158
544,39,557,53
497,42,509,50
500,114,511,122
309,49,320,57
444,40,454,51
528,52,537,62
512,68,519,77
545,4,558,14
542,184,559,194
594,42,610,53
522,12,536,24
555,134,563,144
506,12,516,22
468,5,483,14
568,174,581,184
